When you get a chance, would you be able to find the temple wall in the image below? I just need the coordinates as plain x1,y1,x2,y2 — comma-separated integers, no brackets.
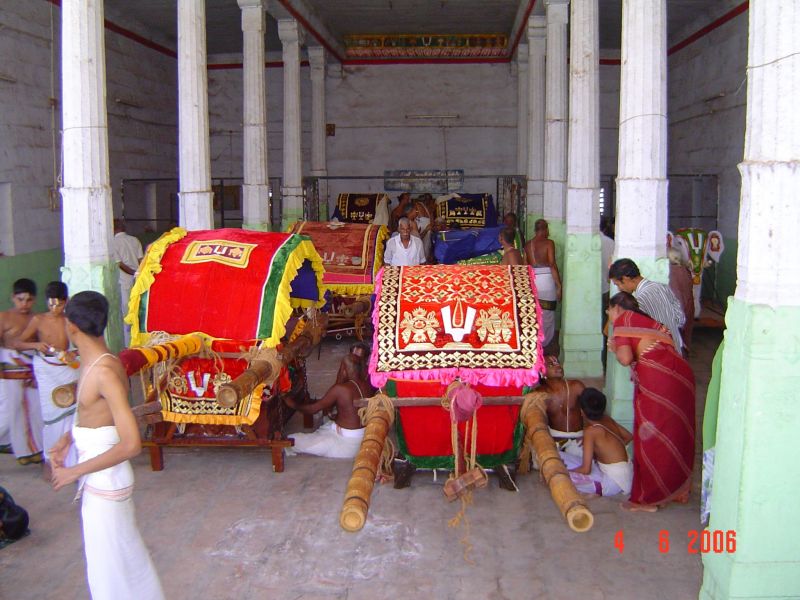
667,10,748,302
0,1,177,304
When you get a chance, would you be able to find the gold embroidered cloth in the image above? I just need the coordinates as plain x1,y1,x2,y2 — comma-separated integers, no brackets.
370,265,544,387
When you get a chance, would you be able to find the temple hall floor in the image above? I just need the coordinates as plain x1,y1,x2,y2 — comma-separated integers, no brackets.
0,328,722,600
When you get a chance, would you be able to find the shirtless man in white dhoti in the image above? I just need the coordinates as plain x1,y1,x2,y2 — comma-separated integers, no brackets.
13,282,79,470
285,351,376,459
524,219,562,349
0,278,44,465
49,291,164,600
538,355,586,457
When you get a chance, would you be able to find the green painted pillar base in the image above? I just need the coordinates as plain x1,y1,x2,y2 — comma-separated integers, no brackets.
281,208,304,232
242,222,271,232
560,232,603,378
605,255,670,430
61,260,123,353
700,298,800,599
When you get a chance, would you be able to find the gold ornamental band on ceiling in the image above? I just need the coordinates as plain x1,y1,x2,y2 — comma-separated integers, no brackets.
344,33,509,59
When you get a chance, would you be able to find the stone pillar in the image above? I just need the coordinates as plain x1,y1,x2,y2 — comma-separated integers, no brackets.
701,3,800,598
308,46,328,221
278,18,305,229
561,0,602,377
543,0,569,261
238,0,271,231
516,44,529,178
526,16,547,232
60,0,122,350
606,0,668,426
178,0,214,231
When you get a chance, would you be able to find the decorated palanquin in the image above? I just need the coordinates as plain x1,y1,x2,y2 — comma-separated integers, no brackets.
331,193,390,226
668,228,725,318
289,221,388,340
338,264,595,534
435,193,498,229
124,227,326,472
370,264,542,473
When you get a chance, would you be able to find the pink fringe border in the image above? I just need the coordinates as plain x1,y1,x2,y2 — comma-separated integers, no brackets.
369,266,547,389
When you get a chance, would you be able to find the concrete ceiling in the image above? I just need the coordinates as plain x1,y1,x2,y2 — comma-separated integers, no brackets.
105,0,737,57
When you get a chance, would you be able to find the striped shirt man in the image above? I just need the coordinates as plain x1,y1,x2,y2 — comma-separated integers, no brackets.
634,278,685,352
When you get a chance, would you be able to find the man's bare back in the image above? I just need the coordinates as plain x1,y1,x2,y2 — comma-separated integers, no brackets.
286,354,375,430
525,236,555,267
582,415,632,465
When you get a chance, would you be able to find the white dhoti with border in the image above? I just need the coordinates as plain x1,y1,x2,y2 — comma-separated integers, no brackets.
560,451,632,496
33,354,79,463
533,266,557,347
291,419,365,459
0,348,43,461
74,424,164,600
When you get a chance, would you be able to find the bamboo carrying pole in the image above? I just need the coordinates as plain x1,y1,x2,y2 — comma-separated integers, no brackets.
521,394,594,533
339,408,392,532
216,313,327,409
119,334,204,377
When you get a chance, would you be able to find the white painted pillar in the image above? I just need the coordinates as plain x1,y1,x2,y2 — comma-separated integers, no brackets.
543,0,569,226
561,0,602,377
278,18,305,228
606,0,668,427
238,0,271,231
308,46,328,220
615,0,669,269
516,44,529,177
701,4,800,597
526,16,547,224
177,0,214,230
60,0,122,349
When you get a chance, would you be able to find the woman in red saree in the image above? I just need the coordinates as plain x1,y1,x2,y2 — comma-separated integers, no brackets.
607,292,695,512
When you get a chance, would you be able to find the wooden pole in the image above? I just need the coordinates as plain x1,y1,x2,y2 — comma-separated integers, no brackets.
339,408,392,532
521,395,594,533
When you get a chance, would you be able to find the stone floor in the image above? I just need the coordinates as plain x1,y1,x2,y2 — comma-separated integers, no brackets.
0,329,723,600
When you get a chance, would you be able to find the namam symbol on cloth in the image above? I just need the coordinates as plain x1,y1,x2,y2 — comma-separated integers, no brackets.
377,265,540,374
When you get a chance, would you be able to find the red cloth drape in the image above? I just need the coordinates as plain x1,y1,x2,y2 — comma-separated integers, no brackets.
613,310,696,505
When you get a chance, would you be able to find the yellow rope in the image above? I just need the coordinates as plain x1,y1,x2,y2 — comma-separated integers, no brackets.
358,392,396,479
518,390,549,475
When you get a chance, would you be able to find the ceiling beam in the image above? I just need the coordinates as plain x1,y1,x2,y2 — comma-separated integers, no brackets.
267,0,345,63
509,0,538,59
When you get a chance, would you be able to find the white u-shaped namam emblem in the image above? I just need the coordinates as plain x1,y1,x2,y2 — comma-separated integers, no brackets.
187,371,211,397
441,297,476,343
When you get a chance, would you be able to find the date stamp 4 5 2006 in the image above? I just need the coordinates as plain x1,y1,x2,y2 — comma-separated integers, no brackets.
614,530,737,554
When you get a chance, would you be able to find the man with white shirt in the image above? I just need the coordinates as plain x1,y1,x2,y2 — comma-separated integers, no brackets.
112,219,143,346
383,218,426,267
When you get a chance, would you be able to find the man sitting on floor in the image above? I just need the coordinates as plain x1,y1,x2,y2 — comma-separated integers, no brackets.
285,352,376,458
561,388,633,497
538,355,586,456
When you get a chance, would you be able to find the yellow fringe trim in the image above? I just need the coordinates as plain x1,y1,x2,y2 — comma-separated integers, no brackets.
159,382,266,426
262,237,326,348
126,227,188,348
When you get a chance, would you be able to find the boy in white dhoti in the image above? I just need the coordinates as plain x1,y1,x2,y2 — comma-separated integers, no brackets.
561,388,633,497
0,279,44,465
13,282,79,470
49,291,164,600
